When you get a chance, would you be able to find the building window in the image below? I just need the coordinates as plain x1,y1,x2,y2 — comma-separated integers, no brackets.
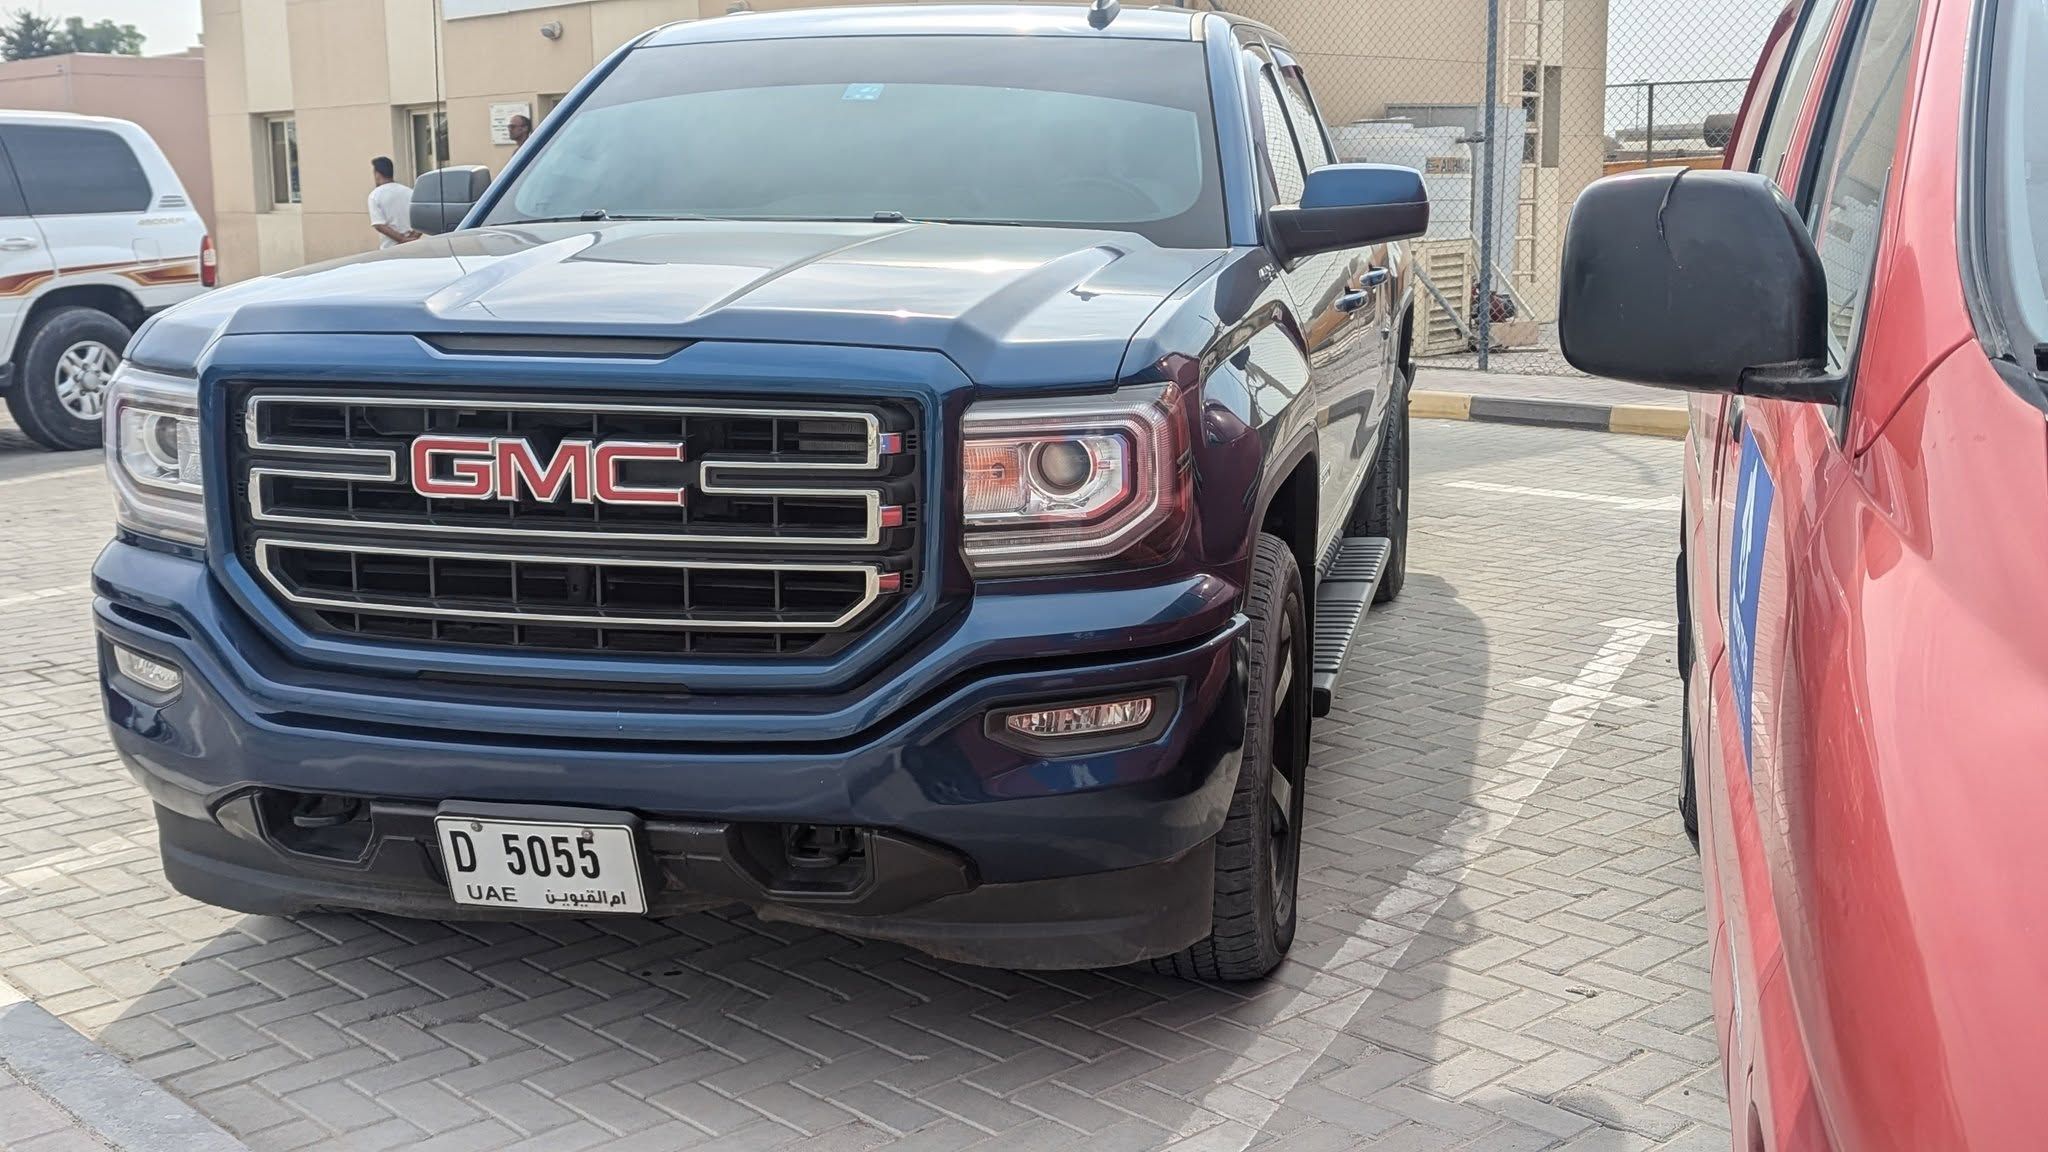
266,116,300,206
407,107,448,180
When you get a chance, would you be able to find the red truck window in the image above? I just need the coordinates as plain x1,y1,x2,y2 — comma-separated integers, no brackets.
1753,0,1848,189
1803,0,1919,363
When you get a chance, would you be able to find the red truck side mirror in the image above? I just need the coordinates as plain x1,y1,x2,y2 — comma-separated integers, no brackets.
1558,168,1844,404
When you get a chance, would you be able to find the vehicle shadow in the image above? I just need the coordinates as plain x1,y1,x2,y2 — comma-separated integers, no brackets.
91,573,1493,1150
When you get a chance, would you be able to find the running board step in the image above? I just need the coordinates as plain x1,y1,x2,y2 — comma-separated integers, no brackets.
1311,536,1392,717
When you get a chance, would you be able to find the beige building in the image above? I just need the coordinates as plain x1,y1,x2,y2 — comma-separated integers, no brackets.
0,50,214,229
204,0,1606,319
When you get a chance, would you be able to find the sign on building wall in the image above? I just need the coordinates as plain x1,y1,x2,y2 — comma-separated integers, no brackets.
490,102,533,145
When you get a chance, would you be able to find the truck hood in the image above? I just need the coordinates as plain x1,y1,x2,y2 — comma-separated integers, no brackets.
134,220,1225,387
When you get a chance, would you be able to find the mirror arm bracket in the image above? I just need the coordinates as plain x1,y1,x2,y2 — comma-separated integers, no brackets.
1737,360,1848,406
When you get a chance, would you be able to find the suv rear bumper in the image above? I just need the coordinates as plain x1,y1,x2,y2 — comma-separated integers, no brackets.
97,543,1249,969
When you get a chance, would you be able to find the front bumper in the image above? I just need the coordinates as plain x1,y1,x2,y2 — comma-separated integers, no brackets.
97,541,1249,969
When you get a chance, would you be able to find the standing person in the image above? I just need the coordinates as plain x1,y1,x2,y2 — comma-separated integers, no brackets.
506,114,532,147
367,157,419,248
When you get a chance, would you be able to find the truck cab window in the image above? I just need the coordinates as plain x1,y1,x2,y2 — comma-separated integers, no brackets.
1277,70,1333,171
1754,0,1848,190
1253,69,1306,205
1803,0,1919,365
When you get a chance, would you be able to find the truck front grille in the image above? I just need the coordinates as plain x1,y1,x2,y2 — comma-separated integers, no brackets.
230,388,922,658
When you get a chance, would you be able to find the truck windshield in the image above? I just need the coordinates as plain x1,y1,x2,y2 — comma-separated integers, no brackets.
1993,0,2047,344
484,35,1228,249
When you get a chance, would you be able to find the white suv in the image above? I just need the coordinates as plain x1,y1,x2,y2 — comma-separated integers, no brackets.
0,111,210,450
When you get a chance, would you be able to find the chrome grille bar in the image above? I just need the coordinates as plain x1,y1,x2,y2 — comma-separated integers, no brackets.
254,538,882,632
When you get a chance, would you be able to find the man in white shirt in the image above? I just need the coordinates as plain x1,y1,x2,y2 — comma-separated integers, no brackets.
367,157,419,249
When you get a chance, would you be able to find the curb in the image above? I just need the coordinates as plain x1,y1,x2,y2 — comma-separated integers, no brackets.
0,979,250,1152
1411,390,1688,439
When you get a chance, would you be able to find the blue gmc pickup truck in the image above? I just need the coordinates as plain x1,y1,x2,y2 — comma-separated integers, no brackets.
94,3,1425,980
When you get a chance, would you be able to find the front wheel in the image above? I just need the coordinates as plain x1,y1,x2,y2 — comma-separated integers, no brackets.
6,306,131,451
1152,533,1309,982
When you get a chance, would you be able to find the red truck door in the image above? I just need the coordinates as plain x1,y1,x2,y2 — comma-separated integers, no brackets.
1702,0,1925,1142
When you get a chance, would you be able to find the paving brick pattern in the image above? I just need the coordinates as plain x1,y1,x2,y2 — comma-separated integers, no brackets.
0,419,1727,1151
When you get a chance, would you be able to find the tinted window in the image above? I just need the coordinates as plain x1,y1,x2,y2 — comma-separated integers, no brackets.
0,154,26,218
2,126,150,216
1804,0,1918,363
488,36,1227,249
1254,69,1305,205
1753,0,1848,189
1278,70,1333,170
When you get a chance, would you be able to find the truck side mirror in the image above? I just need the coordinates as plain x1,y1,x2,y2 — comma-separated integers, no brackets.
410,165,491,236
1267,164,1429,263
1558,168,1844,402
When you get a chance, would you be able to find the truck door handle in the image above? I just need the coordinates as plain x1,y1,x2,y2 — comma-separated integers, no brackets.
1335,289,1371,313
0,236,37,251
1360,266,1390,289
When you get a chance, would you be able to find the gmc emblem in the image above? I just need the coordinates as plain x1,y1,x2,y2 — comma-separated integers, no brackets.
409,436,687,505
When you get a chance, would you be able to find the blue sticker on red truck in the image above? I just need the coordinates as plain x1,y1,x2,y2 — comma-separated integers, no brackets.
1727,427,1773,775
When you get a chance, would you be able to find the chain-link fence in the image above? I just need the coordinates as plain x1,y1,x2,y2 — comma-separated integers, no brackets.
1227,0,1784,373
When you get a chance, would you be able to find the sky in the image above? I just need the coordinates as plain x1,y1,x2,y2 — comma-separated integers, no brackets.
99,0,1778,77
74,0,203,55
78,0,1781,83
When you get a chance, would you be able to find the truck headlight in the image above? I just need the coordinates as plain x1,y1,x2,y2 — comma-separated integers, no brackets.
106,363,205,545
960,387,1186,574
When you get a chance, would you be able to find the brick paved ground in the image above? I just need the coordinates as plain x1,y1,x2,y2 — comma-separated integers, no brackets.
0,418,1726,1152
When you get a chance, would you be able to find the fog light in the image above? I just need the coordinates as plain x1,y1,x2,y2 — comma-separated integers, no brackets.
1003,696,1153,738
113,646,181,696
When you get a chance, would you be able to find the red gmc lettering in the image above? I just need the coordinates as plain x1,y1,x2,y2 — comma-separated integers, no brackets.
594,442,687,505
498,439,592,503
410,435,496,499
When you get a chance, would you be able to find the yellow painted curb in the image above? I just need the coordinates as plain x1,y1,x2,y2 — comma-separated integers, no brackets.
1407,391,1473,421
1607,404,1690,439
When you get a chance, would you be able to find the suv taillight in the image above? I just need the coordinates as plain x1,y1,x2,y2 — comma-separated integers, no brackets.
199,235,217,288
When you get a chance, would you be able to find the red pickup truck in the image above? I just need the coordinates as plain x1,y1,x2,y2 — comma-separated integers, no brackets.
1557,0,2046,1146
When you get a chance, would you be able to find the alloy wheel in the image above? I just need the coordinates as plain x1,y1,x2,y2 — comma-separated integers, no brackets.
55,340,117,421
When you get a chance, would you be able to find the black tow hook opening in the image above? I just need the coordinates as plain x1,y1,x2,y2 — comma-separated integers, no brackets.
784,824,858,871
243,789,375,864
290,793,363,830
732,822,871,897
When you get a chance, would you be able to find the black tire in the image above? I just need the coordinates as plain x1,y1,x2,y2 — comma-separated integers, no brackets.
6,306,131,451
1354,367,1410,603
1677,534,1700,848
1679,689,1700,849
1151,532,1309,983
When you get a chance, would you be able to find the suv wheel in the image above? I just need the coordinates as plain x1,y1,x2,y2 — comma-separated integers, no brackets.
1353,366,1411,602
7,307,131,451
1152,532,1309,982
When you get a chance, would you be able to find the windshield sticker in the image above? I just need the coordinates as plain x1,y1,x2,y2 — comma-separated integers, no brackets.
842,84,885,101
1727,426,1774,776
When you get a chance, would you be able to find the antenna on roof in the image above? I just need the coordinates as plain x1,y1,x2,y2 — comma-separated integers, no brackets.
1087,0,1121,29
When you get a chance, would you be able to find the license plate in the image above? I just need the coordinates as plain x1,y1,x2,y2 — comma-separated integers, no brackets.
435,815,647,914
